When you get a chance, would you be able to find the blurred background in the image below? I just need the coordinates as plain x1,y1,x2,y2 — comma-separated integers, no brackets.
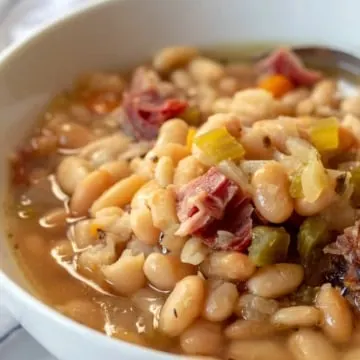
0,0,98,50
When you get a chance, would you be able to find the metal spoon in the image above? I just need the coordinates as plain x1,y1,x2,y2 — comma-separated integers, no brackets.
256,46,360,95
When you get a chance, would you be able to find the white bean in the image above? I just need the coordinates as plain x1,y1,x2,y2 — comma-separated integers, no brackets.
181,237,209,265
225,319,279,340
180,319,222,356
188,57,225,84
148,143,190,165
77,238,116,276
143,253,195,291
70,169,114,216
310,79,337,106
90,174,147,215
72,219,97,250
156,119,189,147
251,162,293,223
154,156,174,187
159,275,205,337
247,264,304,298
153,46,199,73
288,329,337,360
271,306,321,328
102,253,145,295
148,188,179,231
294,186,336,216
227,339,291,360
130,206,160,245
56,156,93,194
174,156,207,186
99,160,131,182
315,283,353,344
202,281,238,322
201,251,256,281
131,180,161,209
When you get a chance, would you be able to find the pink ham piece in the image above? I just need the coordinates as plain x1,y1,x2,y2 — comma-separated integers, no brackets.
122,67,188,140
257,48,323,86
176,167,253,252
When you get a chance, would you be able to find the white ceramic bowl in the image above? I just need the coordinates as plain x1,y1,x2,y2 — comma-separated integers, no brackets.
1,0,360,359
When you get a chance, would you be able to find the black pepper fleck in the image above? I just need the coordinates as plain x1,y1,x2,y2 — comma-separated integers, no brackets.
150,155,159,163
173,308,178,318
262,136,272,148
97,229,106,241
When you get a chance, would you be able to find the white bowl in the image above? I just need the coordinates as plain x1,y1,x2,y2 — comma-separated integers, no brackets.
1,0,360,359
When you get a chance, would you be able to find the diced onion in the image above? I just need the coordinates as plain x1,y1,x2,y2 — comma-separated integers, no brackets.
301,151,329,203
193,127,245,164
217,160,253,195
286,137,315,163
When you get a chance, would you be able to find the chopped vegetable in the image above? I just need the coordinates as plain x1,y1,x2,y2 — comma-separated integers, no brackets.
186,127,196,151
291,285,320,305
217,160,253,195
310,117,339,151
297,216,331,266
249,226,290,266
289,169,304,199
258,74,294,98
180,106,202,126
301,151,329,203
351,167,360,207
286,137,315,163
194,127,245,164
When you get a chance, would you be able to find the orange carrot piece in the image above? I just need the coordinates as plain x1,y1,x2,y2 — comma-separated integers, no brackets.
258,74,294,98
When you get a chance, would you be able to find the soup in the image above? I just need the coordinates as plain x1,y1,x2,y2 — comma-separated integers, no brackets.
6,46,360,359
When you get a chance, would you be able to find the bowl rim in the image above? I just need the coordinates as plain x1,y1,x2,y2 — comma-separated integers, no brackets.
0,0,177,358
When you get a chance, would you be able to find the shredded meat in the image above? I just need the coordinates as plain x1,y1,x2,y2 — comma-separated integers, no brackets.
324,221,360,310
122,67,188,140
176,167,253,251
256,48,323,86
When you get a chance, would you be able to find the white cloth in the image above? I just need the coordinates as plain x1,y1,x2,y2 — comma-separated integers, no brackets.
0,1,96,357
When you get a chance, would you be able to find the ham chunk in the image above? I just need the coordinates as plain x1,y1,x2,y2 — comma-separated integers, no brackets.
257,48,323,86
176,167,253,251
122,67,188,140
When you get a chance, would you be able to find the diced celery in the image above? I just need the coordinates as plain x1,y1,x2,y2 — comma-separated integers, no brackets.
194,127,245,163
290,170,304,199
310,117,339,151
249,226,290,267
297,216,330,266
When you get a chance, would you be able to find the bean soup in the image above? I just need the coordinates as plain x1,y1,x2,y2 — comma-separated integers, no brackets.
6,46,360,360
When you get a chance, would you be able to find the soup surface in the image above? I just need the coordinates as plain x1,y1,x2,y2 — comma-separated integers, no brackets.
6,46,360,359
